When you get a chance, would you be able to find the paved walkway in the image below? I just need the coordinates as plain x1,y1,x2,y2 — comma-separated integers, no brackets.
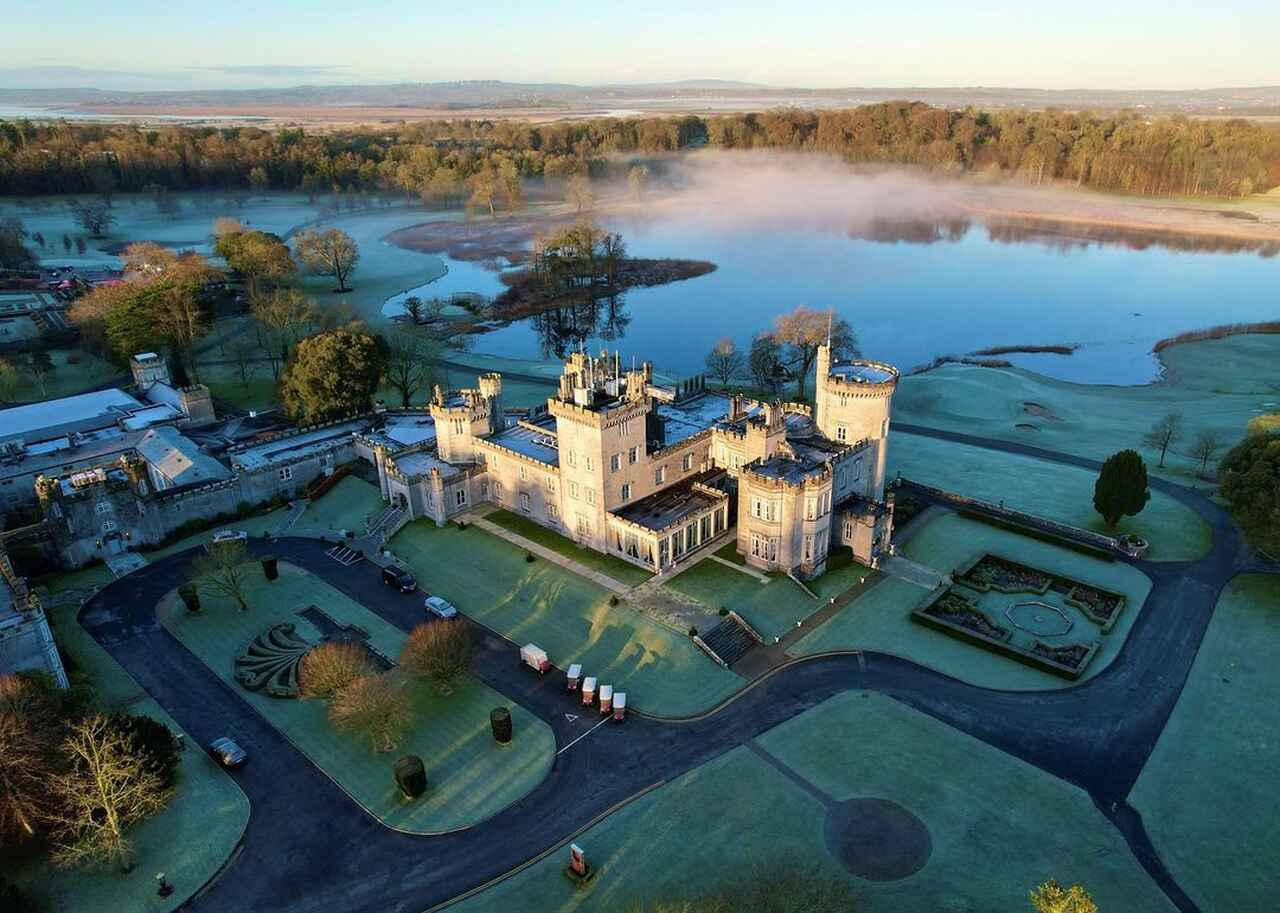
880,554,949,590
470,516,630,594
710,554,769,583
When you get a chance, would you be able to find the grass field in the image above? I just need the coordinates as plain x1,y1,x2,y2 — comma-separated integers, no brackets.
389,520,741,715
887,432,1213,561
4,348,121,402
453,691,1173,913
484,508,653,587
295,475,384,535
894,333,1280,488
10,601,249,913
158,562,555,833
1129,574,1280,913
793,512,1152,690
666,548,872,641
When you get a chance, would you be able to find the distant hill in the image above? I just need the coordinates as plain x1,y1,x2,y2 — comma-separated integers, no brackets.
0,79,1278,117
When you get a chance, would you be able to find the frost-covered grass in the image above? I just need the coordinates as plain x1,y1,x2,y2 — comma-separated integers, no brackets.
453,691,1173,913
894,333,1280,488
888,432,1213,561
1130,574,1280,913
157,562,555,833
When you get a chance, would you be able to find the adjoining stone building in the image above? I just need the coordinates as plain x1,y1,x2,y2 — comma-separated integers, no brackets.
376,344,899,578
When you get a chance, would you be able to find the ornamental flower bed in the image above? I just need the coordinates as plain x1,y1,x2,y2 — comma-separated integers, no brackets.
923,591,1011,642
957,555,1052,595
1064,585,1127,632
1032,641,1094,670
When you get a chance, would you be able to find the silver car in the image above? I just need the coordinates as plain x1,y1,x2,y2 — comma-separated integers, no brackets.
424,596,458,619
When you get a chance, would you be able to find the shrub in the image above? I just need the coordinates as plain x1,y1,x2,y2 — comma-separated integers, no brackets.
299,642,371,698
689,626,699,637
106,713,180,789
399,620,473,687
329,674,411,752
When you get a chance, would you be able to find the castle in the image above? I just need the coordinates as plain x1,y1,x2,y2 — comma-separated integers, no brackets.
375,343,898,578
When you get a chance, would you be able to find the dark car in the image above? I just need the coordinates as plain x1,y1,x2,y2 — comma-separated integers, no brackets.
381,566,417,592
209,737,247,769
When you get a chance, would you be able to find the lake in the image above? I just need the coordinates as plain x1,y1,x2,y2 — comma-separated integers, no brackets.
451,211,1279,386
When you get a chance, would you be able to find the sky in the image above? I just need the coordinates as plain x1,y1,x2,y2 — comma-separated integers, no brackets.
0,0,1276,92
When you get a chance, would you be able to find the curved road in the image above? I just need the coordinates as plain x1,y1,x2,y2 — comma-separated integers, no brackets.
78,427,1272,913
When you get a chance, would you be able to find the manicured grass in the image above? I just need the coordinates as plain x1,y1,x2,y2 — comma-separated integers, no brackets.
1129,574,1280,913
6,348,121,402
893,333,1280,488
666,549,872,641
484,508,653,586
297,475,384,535
887,432,1212,561
793,513,1151,690
453,692,1172,913
158,562,555,833
389,520,741,715
10,603,249,913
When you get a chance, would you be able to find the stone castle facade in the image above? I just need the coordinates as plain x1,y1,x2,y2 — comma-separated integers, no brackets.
376,344,898,578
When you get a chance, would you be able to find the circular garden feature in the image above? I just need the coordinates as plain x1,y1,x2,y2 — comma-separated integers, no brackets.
823,798,931,881
1005,600,1074,637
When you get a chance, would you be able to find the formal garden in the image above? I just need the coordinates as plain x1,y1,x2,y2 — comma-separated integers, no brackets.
793,512,1151,690
912,553,1128,680
158,556,555,832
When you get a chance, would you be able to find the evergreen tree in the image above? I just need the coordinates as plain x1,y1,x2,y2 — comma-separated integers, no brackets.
1093,449,1151,527
279,327,386,422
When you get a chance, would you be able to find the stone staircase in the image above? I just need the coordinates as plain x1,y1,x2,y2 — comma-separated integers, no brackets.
699,613,760,667
365,504,408,545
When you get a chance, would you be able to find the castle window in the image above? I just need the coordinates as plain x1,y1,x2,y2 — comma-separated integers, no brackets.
620,483,632,501
586,488,597,506
453,419,464,435
569,481,579,499
585,455,594,471
682,453,694,472
654,466,665,485
836,425,848,442
805,497,817,520
628,446,639,464
548,503,559,521
102,519,117,533
610,453,621,473
494,480,503,497
95,502,112,514
752,499,777,522
750,532,777,560
519,465,528,481
455,488,467,507
519,492,531,513
567,451,578,467
620,419,632,436
278,466,293,482
803,535,814,561
546,476,557,493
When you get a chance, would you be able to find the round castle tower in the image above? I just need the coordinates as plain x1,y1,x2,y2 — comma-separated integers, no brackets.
813,344,899,499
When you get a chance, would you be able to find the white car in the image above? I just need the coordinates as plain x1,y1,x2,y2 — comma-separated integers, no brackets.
211,529,249,544
424,596,459,619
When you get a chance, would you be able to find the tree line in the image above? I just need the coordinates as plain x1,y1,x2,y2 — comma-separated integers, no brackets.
1,102,1277,199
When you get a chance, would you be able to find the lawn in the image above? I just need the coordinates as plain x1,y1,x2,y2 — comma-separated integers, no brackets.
666,548,872,641
887,431,1212,561
6,348,122,402
9,601,249,913
484,508,653,587
1129,574,1280,913
389,520,741,715
158,562,555,833
452,691,1173,913
793,512,1152,690
296,474,384,535
893,332,1280,488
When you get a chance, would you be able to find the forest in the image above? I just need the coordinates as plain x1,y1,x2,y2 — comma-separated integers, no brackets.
0,102,1277,200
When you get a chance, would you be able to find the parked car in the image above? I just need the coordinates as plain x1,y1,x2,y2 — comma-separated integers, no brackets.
208,737,247,769
212,529,249,544
424,596,458,619
381,566,417,592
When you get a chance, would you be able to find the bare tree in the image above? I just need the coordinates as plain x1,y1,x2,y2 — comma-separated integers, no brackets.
299,642,371,698
69,201,116,238
0,676,64,846
294,228,360,293
49,715,171,871
772,305,858,400
1189,428,1225,478
192,540,251,611
705,337,745,387
251,288,318,380
228,338,256,389
329,674,412,752
383,326,440,407
565,174,594,213
402,296,426,325
399,620,473,689
27,351,54,398
1142,411,1183,468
